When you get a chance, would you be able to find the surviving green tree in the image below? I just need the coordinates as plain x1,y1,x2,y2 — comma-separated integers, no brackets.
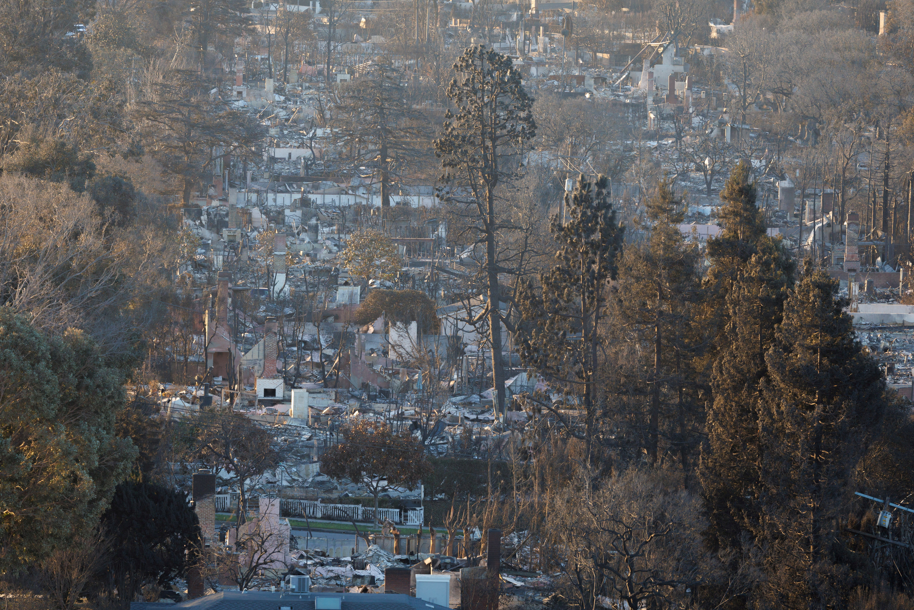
700,239,794,558
753,265,887,609
516,174,624,475
615,178,701,467
0,310,136,573
697,159,771,368
98,480,201,604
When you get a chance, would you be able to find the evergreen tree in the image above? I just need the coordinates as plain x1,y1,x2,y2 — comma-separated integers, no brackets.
135,69,264,206
434,45,536,417
708,160,767,268
753,265,886,609
516,174,624,473
185,0,252,73
0,0,95,78
700,238,793,558
616,178,701,466
98,481,201,604
0,310,136,573
697,160,772,371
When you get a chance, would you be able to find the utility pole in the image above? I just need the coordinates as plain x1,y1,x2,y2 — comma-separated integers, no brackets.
907,171,913,245
883,131,891,261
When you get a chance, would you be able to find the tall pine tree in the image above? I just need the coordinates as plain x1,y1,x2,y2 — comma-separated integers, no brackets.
516,174,624,475
754,265,886,609
435,46,536,417
616,178,701,466
700,238,794,556
697,159,771,374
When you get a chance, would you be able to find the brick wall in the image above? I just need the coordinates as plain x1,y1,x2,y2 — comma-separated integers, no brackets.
264,319,278,378
196,497,216,544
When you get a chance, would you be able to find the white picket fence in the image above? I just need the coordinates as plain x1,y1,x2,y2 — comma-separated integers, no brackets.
214,494,424,526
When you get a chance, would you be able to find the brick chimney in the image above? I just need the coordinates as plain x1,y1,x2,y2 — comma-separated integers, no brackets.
228,205,240,229
216,272,231,328
666,74,678,104
263,318,278,378
192,469,217,544
385,567,411,594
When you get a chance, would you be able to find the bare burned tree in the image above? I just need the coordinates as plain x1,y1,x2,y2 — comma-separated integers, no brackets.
549,465,715,610
332,63,430,209
134,69,264,206
177,411,281,527
37,533,110,610
215,523,290,592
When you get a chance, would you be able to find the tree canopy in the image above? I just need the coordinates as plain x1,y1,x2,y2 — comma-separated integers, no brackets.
354,289,440,333
98,481,201,603
434,45,536,416
0,310,136,573
320,420,431,522
339,229,403,284
517,174,624,474
331,65,428,207
176,411,280,526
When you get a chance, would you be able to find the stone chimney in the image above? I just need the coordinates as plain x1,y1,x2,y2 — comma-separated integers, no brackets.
211,174,224,200
272,235,287,299
263,318,278,378
845,212,860,273
259,496,280,527
228,205,241,229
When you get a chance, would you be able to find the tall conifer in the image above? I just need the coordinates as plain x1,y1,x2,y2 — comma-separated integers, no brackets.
616,178,701,466
516,174,624,474
697,160,772,372
700,239,793,555
752,265,886,609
